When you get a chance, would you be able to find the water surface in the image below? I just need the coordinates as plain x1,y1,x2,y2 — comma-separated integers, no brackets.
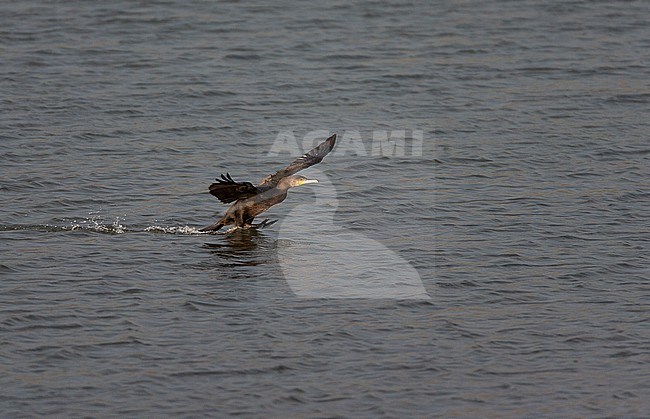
1,0,649,416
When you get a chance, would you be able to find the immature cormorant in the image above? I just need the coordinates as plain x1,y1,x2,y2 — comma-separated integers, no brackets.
200,134,336,232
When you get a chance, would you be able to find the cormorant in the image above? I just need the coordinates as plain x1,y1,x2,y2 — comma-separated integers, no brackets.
200,134,336,232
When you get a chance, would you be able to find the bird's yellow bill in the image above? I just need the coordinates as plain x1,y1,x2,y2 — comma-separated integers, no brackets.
300,179,319,185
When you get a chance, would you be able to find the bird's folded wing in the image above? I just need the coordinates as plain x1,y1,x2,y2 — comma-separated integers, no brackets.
209,173,260,203
258,134,337,188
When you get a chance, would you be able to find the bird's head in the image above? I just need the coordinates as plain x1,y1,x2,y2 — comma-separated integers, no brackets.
282,175,319,189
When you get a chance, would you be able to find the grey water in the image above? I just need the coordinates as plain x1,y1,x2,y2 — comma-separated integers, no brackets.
1,0,649,417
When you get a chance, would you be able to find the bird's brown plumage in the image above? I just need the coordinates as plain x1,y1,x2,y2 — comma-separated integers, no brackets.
201,134,336,232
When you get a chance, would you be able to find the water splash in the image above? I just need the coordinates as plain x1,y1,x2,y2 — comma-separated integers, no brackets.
69,216,127,234
1,217,213,235
144,225,204,234
0,215,128,234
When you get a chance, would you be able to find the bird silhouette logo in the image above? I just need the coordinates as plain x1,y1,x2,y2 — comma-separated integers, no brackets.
277,167,430,299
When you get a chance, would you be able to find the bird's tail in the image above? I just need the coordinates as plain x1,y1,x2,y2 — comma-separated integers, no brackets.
199,221,225,232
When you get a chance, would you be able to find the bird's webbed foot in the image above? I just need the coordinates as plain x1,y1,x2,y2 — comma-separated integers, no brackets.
249,218,278,229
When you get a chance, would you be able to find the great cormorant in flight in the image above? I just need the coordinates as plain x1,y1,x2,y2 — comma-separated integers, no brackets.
200,134,336,232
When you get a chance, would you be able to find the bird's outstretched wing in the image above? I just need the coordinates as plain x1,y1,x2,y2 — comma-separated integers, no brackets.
258,134,337,188
208,173,260,204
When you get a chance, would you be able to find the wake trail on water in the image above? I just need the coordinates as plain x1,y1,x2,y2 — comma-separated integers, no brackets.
0,217,207,235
